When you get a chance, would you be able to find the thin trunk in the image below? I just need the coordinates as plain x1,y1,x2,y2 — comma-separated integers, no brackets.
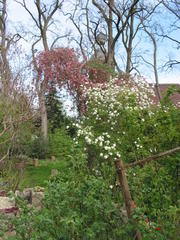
1,43,11,95
40,29,49,140
0,0,11,96
143,24,162,101
126,7,135,74
107,0,114,67
152,37,162,101
42,27,49,51
42,37,48,51
32,37,48,141
40,91,48,140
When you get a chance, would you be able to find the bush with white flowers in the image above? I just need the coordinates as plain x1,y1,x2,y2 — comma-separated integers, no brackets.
73,76,157,164
74,75,180,165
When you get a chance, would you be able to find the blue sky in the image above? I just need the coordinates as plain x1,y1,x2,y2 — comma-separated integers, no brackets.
8,0,180,84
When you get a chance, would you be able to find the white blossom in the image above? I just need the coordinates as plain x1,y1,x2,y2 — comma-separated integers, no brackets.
104,155,109,159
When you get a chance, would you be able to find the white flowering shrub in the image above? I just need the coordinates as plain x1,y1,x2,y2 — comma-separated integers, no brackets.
71,75,180,238
74,75,179,166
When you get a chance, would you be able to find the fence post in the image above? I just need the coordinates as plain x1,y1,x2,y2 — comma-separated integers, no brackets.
115,159,142,240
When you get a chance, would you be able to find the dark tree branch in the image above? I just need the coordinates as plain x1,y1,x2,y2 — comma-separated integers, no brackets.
123,146,180,169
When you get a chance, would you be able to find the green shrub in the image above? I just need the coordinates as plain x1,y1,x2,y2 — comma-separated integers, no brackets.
27,136,49,159
47,127,75,160
1,159,138,240
27,127,75,160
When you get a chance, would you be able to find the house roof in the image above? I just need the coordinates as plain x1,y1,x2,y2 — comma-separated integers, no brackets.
153,84,180,107
115,78,180,107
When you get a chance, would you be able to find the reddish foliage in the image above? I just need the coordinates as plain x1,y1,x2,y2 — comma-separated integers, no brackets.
0,191,6,197
131,199,137,209
36,48,89,98
35,48,113,113
0,207,19,215
155,227,161,231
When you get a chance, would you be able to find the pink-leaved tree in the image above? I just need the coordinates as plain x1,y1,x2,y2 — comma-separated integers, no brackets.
35,48,89,126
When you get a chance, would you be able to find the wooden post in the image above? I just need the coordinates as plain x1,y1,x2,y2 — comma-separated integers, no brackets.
115,159,142,240
115,159,133,218
33,158,39,167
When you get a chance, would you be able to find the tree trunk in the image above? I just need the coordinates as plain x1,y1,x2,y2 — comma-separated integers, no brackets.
40,92,48,140
42,29,49,52
142,23,162,101
38,28,49,141
107,0,114,68
153,38,162,101
126,7,135,75
0,0,11,96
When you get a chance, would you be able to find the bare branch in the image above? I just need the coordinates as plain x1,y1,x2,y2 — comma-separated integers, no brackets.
50,33,70,49
158,33,180,46
123,146,180,169
163,59,180,69
162,0,180,20
15,0,40,28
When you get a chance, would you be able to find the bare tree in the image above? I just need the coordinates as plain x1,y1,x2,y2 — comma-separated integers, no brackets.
0,0,20,95
0,0,35,166
91,0,140,68
142,24,162,101
121,1,138,74
68,0,140,73
159,0,180,68
130,2,163,101
15,0,66,140
0,86,34,161
0,0,10,95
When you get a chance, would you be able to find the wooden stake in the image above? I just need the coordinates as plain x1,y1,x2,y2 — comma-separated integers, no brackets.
115,159,133,218
115,159,142,240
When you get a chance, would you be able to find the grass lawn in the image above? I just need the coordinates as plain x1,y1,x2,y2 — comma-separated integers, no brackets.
19,159,68,190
